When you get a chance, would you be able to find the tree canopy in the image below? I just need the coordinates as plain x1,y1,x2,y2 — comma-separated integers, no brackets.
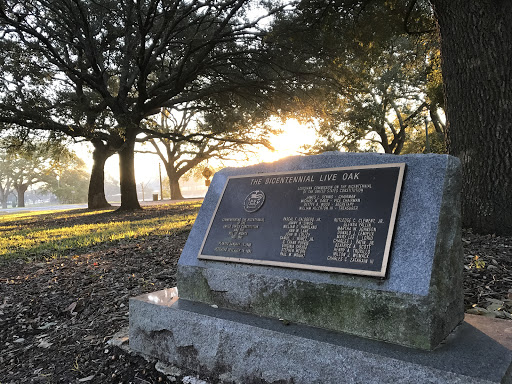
0,0,293,210
2,0,509,233
269,0,442,154
144,95,276,199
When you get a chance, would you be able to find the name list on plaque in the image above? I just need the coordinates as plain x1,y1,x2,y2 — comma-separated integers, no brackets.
198,163,405,277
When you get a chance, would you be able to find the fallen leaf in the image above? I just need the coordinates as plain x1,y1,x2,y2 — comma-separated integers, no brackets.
37,322,57,330
0,298,11,309
37,340,53,349
466,307,487,315
64,302,77,312
78,375,95,382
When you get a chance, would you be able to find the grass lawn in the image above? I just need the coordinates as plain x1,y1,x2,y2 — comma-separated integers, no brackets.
0,201,201,262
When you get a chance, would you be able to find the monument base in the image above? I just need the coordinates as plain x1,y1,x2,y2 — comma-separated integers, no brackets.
129,288,512,384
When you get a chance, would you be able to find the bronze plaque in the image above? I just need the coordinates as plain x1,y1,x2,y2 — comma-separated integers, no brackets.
198,163,405,277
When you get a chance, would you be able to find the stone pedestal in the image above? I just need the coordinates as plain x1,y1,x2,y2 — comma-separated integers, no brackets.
130,288,512,384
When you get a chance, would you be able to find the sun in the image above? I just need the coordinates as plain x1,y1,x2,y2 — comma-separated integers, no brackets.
254,119,317,164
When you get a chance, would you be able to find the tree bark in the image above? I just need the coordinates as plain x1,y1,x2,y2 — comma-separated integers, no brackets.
16,184,27,208
88,140,114,209
118,131,142,211
169,173,184,200
431,0,512,234
0,186,8,209
162,162,184,200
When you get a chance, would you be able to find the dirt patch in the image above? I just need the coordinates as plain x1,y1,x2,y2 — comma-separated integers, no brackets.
0,206,511,383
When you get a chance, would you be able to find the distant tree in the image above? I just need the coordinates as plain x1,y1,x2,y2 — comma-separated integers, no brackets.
161,164,218,199
7,148,54,208
0,137,81,207
138,179,153,202
401,119,446,155
0,0,292,211
41,155,90,204
144,99,275,200
9,157,47,208
0,151,14,209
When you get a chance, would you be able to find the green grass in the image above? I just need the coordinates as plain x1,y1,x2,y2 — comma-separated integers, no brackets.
0,202,200,262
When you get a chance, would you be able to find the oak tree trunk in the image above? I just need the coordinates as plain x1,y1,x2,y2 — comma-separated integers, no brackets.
118,131,142,211
164,164,184,200
16,184,27,208
169,176,184,200
431,0,512,234
88,141,114,209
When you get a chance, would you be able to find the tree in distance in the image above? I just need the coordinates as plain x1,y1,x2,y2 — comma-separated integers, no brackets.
142,98,276,200
138,179,153,202
0,135,84,207
41,153,90,205
0,0,292,211
0,151,15,209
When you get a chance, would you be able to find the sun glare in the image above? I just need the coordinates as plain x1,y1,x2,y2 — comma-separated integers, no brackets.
74,118,317,184
254,119,317,164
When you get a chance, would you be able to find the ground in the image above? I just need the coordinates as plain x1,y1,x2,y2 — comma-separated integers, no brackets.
0,205,511,384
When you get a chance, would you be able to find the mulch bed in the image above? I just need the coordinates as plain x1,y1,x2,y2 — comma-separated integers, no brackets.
462,229,512,318
0,206,511,383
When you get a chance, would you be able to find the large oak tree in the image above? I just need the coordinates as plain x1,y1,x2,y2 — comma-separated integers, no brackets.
274,0,511,234
0,0,288,210
430,0,512,234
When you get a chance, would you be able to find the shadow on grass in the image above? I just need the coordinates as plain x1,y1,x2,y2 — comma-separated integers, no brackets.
0,202,200,263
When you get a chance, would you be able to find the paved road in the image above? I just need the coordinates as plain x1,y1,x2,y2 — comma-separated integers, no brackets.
0,198,203,215
0,203,88,214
